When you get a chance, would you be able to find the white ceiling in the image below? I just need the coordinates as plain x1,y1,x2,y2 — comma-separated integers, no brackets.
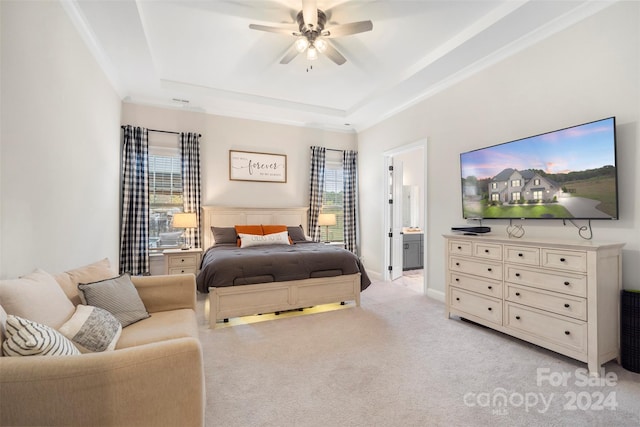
64,0,613,132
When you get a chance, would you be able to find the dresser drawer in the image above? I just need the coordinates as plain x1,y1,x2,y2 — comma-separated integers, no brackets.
541,249,587,273
168,266,197,275
450,256,503,281
450,273,502,299
449,240,472,256
450,288,502,325
504,245,540,266
505,302,587,354
504,265,586,297
168,254,198,268
505,284,587,321
473,242,502,261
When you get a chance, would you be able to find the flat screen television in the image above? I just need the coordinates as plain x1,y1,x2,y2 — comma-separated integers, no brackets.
460,117,618,220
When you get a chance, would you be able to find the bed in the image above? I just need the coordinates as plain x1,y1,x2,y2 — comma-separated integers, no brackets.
197,206,370,327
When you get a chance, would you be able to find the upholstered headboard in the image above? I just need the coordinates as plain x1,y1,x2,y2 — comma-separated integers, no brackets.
201,206,309,249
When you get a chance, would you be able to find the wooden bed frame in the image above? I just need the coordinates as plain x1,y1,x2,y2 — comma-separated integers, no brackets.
201,206,361,327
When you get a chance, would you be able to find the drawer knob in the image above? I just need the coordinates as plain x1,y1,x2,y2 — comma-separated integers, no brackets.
564,281,570,286
564,331,571,335
455,278,460,282
456,262,460,266
457,246,462,250
456,297,460,301
515,315,521,320
515,273,521,277
564,303,570,308
487,307,492,311
518,253,523,257
560,258,566,262
181,259,185,262
487,286,492,290
485,249,489,253
487,268,492,272
515,292,521,296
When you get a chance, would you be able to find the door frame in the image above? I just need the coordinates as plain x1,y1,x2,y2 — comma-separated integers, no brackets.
383,139,428,292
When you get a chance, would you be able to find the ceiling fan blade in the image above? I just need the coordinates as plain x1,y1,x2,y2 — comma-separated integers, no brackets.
324,20,373,37
280,44,299,64
249,23,297,35
301,0,318,29
323,43,346,65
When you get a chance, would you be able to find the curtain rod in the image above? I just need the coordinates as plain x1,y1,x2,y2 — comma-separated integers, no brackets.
121,126,201,137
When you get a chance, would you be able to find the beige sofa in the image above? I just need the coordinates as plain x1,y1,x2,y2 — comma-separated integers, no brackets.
0,260,205,427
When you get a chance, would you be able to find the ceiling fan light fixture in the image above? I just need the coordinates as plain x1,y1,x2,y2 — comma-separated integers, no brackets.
306,45,318,61
314,37,328,53
294,36,309,53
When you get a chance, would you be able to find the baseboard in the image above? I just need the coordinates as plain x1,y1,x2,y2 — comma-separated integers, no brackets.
426,288,445,302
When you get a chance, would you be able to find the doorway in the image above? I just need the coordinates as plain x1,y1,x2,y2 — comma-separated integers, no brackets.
383,140,428,294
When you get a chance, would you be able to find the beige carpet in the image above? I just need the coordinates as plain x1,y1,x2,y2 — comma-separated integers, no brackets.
197,280,640,426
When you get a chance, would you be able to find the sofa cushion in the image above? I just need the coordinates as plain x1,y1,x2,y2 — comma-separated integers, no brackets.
116,308,198,349
0,269,74,329
2,315,80,356
58,305,122,353
54,258,117,306
78,274,150,327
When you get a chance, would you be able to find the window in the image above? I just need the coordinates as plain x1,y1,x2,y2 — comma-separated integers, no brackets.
512,192,521,201
511,179,521,187
491,193,500,202
532,190,543,200
149,148,183,251
322,155,344,242
534,178,540,185
491,182,497,189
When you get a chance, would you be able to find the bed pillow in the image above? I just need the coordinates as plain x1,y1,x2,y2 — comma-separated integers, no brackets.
78,274,150,327
235,225,263,246
238,231,291,248
58,305,122,353
211,226,238,245
2,315,80,356
287,225,307,243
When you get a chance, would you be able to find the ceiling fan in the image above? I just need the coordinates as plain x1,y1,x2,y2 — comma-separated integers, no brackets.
249,0,373,65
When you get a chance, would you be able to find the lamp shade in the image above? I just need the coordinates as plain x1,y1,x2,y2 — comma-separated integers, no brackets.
172,212,197,228
318,213,337,226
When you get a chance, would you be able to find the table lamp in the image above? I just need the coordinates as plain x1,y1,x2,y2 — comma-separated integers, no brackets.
318,213,336,243
172,212,198,249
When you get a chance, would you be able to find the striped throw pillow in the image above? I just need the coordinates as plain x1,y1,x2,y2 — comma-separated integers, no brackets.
78,274,150,327
2,315,80,356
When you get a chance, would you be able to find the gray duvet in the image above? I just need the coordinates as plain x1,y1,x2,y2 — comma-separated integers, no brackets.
196,241,371,293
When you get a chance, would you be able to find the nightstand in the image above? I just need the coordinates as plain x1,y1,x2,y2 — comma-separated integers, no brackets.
163,248,203,275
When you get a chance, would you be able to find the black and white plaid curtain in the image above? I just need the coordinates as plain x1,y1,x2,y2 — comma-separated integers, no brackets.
120,126,149,275
308,146,326,242
180,132,201,248
343,150,359,254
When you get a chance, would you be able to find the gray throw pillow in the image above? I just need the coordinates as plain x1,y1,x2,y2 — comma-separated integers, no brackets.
287,225,307,243
78,274,150,327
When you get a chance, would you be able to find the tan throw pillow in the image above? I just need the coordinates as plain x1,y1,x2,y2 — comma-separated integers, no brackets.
54,258,117,306
0,269,74,329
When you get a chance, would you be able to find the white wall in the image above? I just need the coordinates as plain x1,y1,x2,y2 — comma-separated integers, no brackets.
121,103,357,208
357,2,640,293
0,1,121,278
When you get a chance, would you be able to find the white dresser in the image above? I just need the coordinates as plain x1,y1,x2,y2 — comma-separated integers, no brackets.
444,234,624,375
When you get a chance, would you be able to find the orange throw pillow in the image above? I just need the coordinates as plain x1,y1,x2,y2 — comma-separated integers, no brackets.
235,225,263,246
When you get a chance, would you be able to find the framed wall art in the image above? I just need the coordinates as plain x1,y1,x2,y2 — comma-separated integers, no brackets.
229,150,287,183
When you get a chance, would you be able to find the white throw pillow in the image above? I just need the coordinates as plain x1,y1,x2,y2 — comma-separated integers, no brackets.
58,305,122,353
239,231,291,248
2,315,80,356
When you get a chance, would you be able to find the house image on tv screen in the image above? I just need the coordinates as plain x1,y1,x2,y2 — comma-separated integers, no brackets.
489,168,561,204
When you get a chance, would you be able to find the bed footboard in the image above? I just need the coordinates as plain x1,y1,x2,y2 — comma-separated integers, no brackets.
208,273,361,327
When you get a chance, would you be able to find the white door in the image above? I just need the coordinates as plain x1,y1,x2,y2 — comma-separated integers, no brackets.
391,160,404,280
